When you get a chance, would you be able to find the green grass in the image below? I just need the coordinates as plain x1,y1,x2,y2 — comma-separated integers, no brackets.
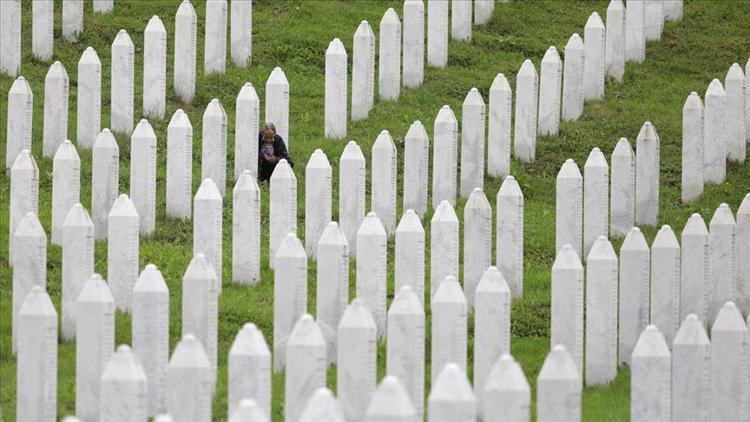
1,0,749,420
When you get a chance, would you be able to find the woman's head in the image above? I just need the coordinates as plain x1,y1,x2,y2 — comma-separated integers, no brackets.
262,122,276,140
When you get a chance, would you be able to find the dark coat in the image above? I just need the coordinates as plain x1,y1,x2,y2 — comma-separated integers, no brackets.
257,133,293,181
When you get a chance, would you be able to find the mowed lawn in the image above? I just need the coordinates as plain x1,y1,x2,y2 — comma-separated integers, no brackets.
1,0,749,420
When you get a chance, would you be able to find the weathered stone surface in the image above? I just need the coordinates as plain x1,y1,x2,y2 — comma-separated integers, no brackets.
337,299,377,422
77,47,103,149
403,0,424,88
107,194,140,313
403,121,429,217
62,204,94,340
366,376,418,422
144,16,167,119
11,213,46,353
233,171,261,284
235,83,260,179
339,141,366,255
451,0,471,41
174,0,197,102
605,0,626,81
431,276,467,382
204,0,227,75
538,46,562,136
682,92,704,203
551,245,585,373
708,204,736,323
672,314,711,422
737,194,750,315
483,355,529,422
230,0,252,67
488,73,512,178
625,0,645,62
584,12,605,100
585,236,618,386
663,0,683,21
725,63,746,162
704,79,727,184
583,148,609,257
427,0,448,68
285,315,327,422
463,188,492,308
514,60,539,162
635,122,660,226
32,0,53,61
131,119,158,235
299,388,345,422
273,233,307,371
431,201,459,297
52,141,80,245
357,212,388,339
556,159,583,256
372,131,398,233
62,0,83,41
395,210,425,306
610,138,635,237
181,253,219,385
460,88,486,196
43,62,69,157
650,225,681,344
432,105,458,208
269,159,297,265
316,222,349,333
167,109,193,219
474,0,494,25
352,20,375,120
266,67,290,147
229,399,268,422
680,213,710,323
562,33,585,121
167,334,213,422
710,302,749,422
644,0,663,41
630,325,671,422
9,150,38,261
193,179,223,292
618,227,650,366
92,130,119,238
6,77,33,170
325,38,348,139
228,323,271,418
428,363,476,422
0,0,21,76
379,9,401,101
111,30,135,135
93,0,114,13
747,59,750,144
202,99,228,196
100,345,148,421
537,345,582,422
497,176,524,298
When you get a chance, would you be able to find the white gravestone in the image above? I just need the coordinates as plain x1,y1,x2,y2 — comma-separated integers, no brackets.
386,286,425,419
228,323,271,418
460,88,486,196
107,195,140,313
11,213,46,354
497,176,524,298
204,0,228,75
372,131,398,234
551,245,585,373
167,109,193,219
432,105,458,207
451,0,471,41
32,0,53,60
0,0,21,76
737,195,750,315
635,122,660,226
402,0,424,88
230,0,252,67
62,0,83,41
182,253,219,384
474,0,494,25
43,62,69,157
605,0,626,81
131,119,158,235
194,179,223,292
431,276,467,382
111,30,135,135
463,188,492,307
710,302,749,422
52,141,81,245
77,47,102,149
132,265,169,416
273,233,307,371
726,63,746,162
704,79,727,184
174,0,198,102
488,73,512,178
483,354,530,422
285,315,328,422
144,16,168,119
630,325,671,422
16,287,57,422
556,159,583,256
366,376,418,422
431,201,459,297
300,388,346,422
396,210,425,305
339,141,366,255
672,314,711,422
583,148,609,257
681,92,704,203
618,227,650,366
270,160,297,266
337,299,377,422
230,399,268,422
585,236,618,386
428,364,476,422
325,38,348,139
427,0,448,68
625,0,645,62
536,345,582,422
93,0,114,13
236,83,261,179
650,225,681,344
6,77,33,170
76,274,115,421
610,137,635,237
514,60,539,162
202,99,228,196
266,67,290,147
100,345,148,421
681,213,709,323
475,267,512,410
233,171,261,284
663,0,683,21
379,9,402,101
644,0,663,41
403,121,429,218
747,59,750,144
584,12,606,100
167,335,213,422
357,212,388,339
539,46,562,137
709,204,736,323
9,151,38,261
92,129,119,238
62,204,94,340
352,20,375,120
562,33,585,121
317,222,350,332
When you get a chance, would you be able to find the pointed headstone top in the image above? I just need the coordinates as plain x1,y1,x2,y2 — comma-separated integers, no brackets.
326,38,346,55
373,130,395,149
9,76,31,94
113,29,134,46
55,140,80,161
288,314,326,347
406,120,428,140
339,298,377,329
11,149,36,171
739,194,750,215
683,213,708,235
637,121,659,142
477,266,511,293
276,233,306,259
673,314,710,346
711,301,747,332
433,275,466,304
169,109,192,128
607,0,625,11
18,286,56,317
64,203,94,228
109,194,138,217
14,212,45,239
235,170,260,192
538,345,581,382
94,129,118,149
47,61,69,78
133,119,156,139
78,273,115,303
466,188,491,210
80,46,101,64
706,79,725,96
585,148,608,168
146,15,166,33
519,59,537,76
553,245,583,270
358,212,387,236
299,388,346,422
270,159,295,180
195,178,222,200
498,175,523,197
491,73,511,91
238,82,259,101
486,354,530,392
396,210,424,233
431,363,476,400
229,399,269,422
585,11,604,28
101,344,147,381
176,0,196,16
308,149,331,168
557,159,582,179
612,138,634,157
183,253,218,283
367,376,416,417
588,236,617,261
268,67,289,85
464,87,484,105
542,46,561,63
382,8,400,24
205,98,226,117
726,63,744,80
355,20,374,38
230,323,271,357
134,264,168,292
632,325,671,358
436,105,457,123
432,200,458,222
683,92,704,111
566,33,584,50
318,222,348,247
170,334,211,368
390,285,424,315
710,203,735,225
653,225,679,248
621,227,648,251
341,141,364,160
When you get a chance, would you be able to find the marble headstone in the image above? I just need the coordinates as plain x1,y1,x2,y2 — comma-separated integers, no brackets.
230,0,252,67
11,213,46,353
144,16,168,119
379,9,401,101
618,227,650,366
266,67,290,147
107,194,140,312
538,46,562,136
273,233,307,371
174,0,198,102
9,151,38,261
6,77,33,170
562,33,585,121
202,99,228,196
316,222,350,332
325,38,348,139
680,213,710,323
366,376,418,422
204,0,228,75
91,129,119,238
229,399,268,422
167,109,193,219
703,79,727,184
736,195,750,315
357,212,388,339
497,176,524,298
339,141,366,255
482,354,530,422
77,47,102,149
166,334,213,422
605,0,626,81
463,188,492,308
432,105,458,207
181,253,219,385
351,20,375,120
228,323,271,418
583,12,606,100
725,63,746,162
451,0,471,41
402,0,424,88
93,0,114,13
431,201,459,297
536,345,582,422
372,131,397,233
426,0,448,68
193,179,224,291
233,171,261,284
488,73,512,178
556,159,583,256
672,314,711,422
583,148,609,256
395,210,425,304
710,302,749,422
644,1,663,41
514,60,539,162
681,92,704,203
428,364,476,422
299,388,346,422
99,345,148,421
52,140,81,245
62,204,94,340
460,88,486,196
43,62,69,157
474,0,494,25
284,315,327,422
62,0,83,41
610,138,635,237
625,0,645,62
650,225,681,344
708,204,736,323
431,276,468,382
551,245,585,373
111,30,135,135
403,121,430,217
337,299,377,422
0,0,21,76
630,325,671,422
130,119,158,235
269,159,297,265
235,83,260,179
585,236,618,385
635,122,660,226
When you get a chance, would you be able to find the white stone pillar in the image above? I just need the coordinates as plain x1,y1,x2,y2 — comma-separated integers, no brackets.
583,148,609,257
131,119,157,235
726,63,746,162
9,151,38,261
202,99,228,196
339,141,365,255
680,213,710,323
644,0,663,41
704,79,727,184
710,302,749,422
451,0,471,41
204,0,228,75
77,47,102,149
536,345,581,422
93,0,114,13
635,122,660,226
228,323,271,418
386,286,425,419
460,87,486,196
352,20,375,120
379,8,401,101
175,0,198,102
325,38,347,139
230,0,252,67
625,0,645,62
62,204,94,340
427,0,448,68
233,171,261,284
663,0,683,21
194,179,223,293
708,204,736,323
431,201,459,297
403,121,429,218
316,222,349,332
431,276,467,383
463,188,492,307
474,0,494,25
483,355,529,422
650,225,681,344
605,0,626,81
367,376,418,421
92,129,119,238
585,236,618,386
100,345,148,421
6,77,33,170
11,213,46,353
111,30,135,135
618,227,650,366
395,210,425,305
298,389,345,422
32,0,54,61
167,109,193,219
403,0,424,88
682,92,704,203
428,363,476,422
562,33,585,121
0,0,21,76
52,141,80,246
265,67,290,147
672,314,711,422
107,194,139,313
551,245,585,373
337,299,377,422
43,62,70,157
167,335,213,422
747,58,750,144
497,176,524,298
230,400,267,422
737,195,750,315
144,16,167,119
62,0,83,41
269,159,297,266
285,315,327,422
356,212,388,339
235,82,260,179
16,286,57,422
631,325,671,422
538,46,562,136
432,105,458,208
584,12,605,100
273,233,307,370
488,73,512,178
556,159,583,256
611,141,636,238
372,131,398,234
514,60,538,162
181,253,219,382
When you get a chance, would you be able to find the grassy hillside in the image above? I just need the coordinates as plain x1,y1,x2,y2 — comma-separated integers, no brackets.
1,0,749,420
